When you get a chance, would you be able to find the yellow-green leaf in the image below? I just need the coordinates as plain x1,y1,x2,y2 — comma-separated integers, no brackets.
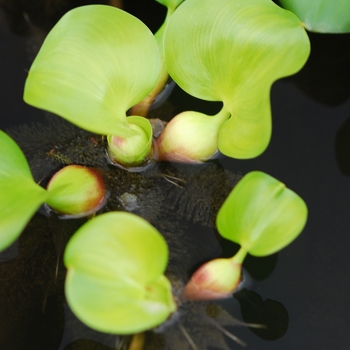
280,0,350,33
24,5,161,138
163,0,310,158
216,171,308,256
64,212,176,334
0,131,48,251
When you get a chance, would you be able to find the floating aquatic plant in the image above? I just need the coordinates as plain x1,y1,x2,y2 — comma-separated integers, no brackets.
64,211,176,334
24,5,161,168
183,171,308,300
0,130,106,252
158,0,310,162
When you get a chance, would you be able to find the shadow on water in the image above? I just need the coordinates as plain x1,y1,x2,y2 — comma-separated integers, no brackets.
235,289,289,341
0,214,66,350
335,114,350,176
64,339,115,350
0,0,113,34
288,32,350,106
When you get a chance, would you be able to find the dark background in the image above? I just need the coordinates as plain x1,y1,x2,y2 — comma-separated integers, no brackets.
1,1,350,349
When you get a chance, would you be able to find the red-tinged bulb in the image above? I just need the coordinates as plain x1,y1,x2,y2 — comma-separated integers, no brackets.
46,165,106,216
156,111,221,163
107,122,152,167
182,257,242,300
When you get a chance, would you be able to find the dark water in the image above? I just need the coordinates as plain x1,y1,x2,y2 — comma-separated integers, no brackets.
1,1,350,349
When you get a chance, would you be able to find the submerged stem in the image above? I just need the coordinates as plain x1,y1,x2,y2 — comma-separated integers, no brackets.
109,0,123,8
179,323,198,350
128,333,145,350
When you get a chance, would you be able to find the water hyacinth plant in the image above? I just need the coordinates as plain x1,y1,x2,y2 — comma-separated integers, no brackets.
61,170,308,336
183,171,308,300
1,0,329,345
64,211,176,334
0,130,106,252
23,0,313,167
158,0,310,162
24,5,161,168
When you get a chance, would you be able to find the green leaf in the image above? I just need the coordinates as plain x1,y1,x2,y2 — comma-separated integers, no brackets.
64,212,176,334
0,131,48,251
279,0,350,33
216,171,308,256
24,5,161,137
163,0,310,158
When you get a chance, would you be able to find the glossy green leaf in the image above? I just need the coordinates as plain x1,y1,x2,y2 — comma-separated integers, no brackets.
279,0,350,33
164,0,310,158
64,212,176,334
0,130,48,251
216,171,307,256
24,5,161,137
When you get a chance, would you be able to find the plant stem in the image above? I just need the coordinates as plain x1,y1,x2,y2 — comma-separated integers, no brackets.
213,106,231,126
131,8,175,117
128,333,145,350
109,0,123,8
231,247,248,265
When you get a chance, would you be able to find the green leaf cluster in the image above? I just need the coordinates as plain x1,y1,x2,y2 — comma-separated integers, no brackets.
183,171,308,300
24,5,160,138
7,0,318,334
163,0,310,159
24,5,161,166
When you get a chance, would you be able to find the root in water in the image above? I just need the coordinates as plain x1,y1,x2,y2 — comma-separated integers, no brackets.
179,323,198,350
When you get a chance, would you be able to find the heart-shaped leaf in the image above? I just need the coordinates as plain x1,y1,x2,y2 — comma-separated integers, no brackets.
0,130,48,251
163,0,310,158
64,212,176,334
279,0,350,33
24,5,161,138
216,171,308,256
